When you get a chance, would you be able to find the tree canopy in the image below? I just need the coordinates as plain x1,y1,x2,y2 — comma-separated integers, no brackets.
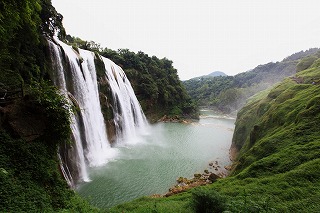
0,0,65,86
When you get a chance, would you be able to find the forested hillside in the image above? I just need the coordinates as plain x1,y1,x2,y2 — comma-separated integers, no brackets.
0,0,64,87
183,48,320,114
65,36,198,121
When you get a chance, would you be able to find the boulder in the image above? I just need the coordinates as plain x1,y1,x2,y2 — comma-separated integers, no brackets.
194,173,202,179
208,173,220,182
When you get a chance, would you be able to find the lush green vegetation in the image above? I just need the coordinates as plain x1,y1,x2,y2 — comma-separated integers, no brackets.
65,36,198,121
108,54,320,212
0,0,98,211
0,87,98,212
183,48,320,114
0,0,66,88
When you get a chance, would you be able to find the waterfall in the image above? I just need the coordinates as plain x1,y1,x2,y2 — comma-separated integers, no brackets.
102,57,148,144
48,38,148,187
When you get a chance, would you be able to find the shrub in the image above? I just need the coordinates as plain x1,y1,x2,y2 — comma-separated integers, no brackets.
170,106,183,116
190,187,226,213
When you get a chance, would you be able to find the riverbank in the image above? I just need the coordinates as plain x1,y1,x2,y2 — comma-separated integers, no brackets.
154,158,233,197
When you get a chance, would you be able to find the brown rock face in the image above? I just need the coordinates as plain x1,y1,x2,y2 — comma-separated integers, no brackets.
98,76,118,145
106,120,117,144
1,101,46,141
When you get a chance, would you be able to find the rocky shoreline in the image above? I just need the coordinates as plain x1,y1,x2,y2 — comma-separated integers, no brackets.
152,159,233,198
157,115,194,124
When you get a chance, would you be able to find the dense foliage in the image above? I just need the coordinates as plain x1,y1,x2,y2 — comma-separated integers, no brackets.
65,36,198,121
0,0,98,211
109,54,320,212
0,0,65,87
0,89,97,212
183,48,320,114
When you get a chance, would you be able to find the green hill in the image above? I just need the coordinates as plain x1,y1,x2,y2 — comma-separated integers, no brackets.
110,52,320,212
208,71,227,77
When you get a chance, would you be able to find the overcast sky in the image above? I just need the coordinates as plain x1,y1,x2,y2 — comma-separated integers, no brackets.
52,0,320,80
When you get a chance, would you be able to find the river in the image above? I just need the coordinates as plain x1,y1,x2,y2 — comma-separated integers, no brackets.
77,110,235,209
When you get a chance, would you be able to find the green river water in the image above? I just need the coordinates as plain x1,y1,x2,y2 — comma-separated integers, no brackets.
77,110,235,209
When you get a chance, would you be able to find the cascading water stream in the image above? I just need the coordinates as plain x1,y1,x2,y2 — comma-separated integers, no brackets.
102,57,148,144
48,40,90,184
48,38,148,186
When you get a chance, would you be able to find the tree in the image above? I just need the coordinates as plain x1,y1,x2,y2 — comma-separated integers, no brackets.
40,0,65,39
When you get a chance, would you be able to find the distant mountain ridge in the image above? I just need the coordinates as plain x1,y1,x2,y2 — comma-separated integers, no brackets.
189,71,227,80
183,48,320,114
208,71,227,77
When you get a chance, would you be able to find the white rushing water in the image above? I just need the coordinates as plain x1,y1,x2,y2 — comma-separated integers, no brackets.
49,40,90,183
102,57,148,145
48,38,148,185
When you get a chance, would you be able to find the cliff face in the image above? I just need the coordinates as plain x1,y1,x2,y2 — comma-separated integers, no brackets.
0,0,101,210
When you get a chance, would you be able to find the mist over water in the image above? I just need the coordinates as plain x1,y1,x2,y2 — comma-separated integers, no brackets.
77,110,235,209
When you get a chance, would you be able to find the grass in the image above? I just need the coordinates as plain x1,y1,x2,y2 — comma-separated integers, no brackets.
108,193,192,213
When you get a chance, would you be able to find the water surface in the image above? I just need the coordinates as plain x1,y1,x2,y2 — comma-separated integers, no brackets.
77,110,235,208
